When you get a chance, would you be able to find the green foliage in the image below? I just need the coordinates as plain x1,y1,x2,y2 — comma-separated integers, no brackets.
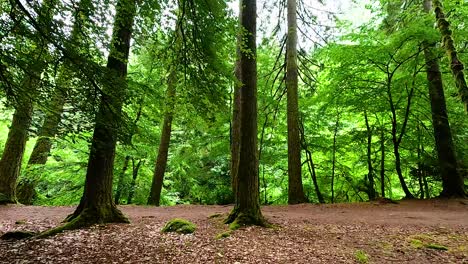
354,250,369,264
161,218,196,234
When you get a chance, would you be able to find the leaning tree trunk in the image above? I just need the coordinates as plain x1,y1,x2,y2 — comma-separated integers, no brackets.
147,69,176,206
286,0,307,205
0,0,57,204
225,0,266,228
364,111,376,200
432,0,468,112
28,0,92,165
62,0,137,228
423,0,466,198
28,90,65,165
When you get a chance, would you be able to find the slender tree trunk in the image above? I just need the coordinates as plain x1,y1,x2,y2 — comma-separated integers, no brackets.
225,0,266,227
147,69,176,206
432,0,468,112
330,114,339,203
364,111,376,200
299,120,324,203
0,0,57,204
127,158,142,204
380,126,386,198
114,155,130,205
423,0,466,198
286,0,307,204
416,124,425,199
64,0,136,226
388,79,415,199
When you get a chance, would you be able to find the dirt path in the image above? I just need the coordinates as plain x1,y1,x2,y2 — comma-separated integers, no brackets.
1,199,467,263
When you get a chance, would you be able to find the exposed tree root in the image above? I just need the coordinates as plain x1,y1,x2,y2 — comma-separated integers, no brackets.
224,207,269,230
35,206,129,239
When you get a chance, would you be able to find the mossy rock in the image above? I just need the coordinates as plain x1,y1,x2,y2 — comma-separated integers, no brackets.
215,231,232,239
208,213,223,219
161,218,196,234
1,231,36,240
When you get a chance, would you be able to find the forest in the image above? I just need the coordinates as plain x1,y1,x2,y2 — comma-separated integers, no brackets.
0,0,467,263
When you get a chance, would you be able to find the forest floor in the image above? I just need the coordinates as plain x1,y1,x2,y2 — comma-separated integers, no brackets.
0,199,467,263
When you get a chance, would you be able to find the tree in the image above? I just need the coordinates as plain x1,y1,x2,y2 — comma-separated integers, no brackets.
225,0,266,228
147,67,177,206
422,0,466,198
286,0,307,204
57,0,137,229
432,0,468,112
28,0,94,165
0,0,57,204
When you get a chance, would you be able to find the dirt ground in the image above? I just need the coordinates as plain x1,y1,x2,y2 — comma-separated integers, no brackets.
0,199,467,263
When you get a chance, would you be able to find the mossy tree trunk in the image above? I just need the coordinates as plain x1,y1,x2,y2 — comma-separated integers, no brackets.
148,69,176,206
28,90,66,165
225,0,266,228
423,0,466,198
432,0,468,112
364,111,376,200
286,0,307,205
64,0,136,226
0,0,57,204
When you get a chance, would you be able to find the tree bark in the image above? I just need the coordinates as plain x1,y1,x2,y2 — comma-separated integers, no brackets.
64,0,136,226
423,0,466,198
0,0,57,204
364,111,376,200
147,69,176,206
225,0,266,228
286,0,307,205
432,0,468,112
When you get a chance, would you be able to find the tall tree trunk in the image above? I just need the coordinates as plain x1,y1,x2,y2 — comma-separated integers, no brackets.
114,155,130,205
225,0,266,228
330,113,339,203
147,69,176,206
423,0,466,198
230,37,241,197
28,0,92,165
28,90,66,165
388,80,415,199
230,0,243,195
64,0,137,226
286,0,307,204
0,0,57,204
380,126,386,198
127,158,142,204
364,111,376,200
432,0,468,112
